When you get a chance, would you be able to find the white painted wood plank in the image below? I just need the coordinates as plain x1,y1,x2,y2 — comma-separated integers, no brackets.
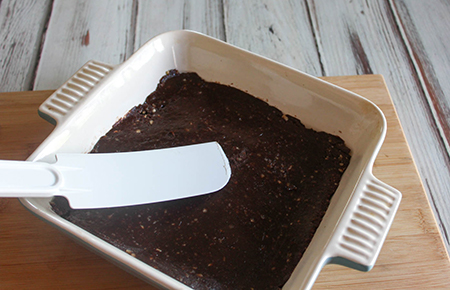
393,0,450,159
33,0,135,90
223,0,322,76
308,0,450,252
0,0,52,92
135,0,224,49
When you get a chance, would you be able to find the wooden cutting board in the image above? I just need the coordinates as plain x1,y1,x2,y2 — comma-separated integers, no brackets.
0,75,449,289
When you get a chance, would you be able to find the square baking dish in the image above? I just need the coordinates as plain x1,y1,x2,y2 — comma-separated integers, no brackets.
21,30,401,289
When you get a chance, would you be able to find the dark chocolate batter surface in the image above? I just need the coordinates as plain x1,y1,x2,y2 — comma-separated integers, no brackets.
51,70,351,290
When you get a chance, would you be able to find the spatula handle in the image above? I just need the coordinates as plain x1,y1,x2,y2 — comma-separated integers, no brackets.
0,160,62,197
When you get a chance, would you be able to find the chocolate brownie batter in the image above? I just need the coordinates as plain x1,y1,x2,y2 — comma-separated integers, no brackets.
51,70,351,289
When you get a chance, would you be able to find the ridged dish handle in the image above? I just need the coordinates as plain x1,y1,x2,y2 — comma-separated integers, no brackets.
326,171,401,271
38,60,115,125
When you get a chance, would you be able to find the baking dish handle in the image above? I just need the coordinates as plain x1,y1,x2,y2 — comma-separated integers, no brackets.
326,171,401,271
38,60,115,125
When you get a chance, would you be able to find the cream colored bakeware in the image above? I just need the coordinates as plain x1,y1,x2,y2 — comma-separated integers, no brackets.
20,30,401,290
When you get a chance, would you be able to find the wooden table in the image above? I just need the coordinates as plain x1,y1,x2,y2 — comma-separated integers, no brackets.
1,75,449,289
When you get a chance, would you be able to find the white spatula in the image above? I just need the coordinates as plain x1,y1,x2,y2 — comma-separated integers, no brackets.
0,142,231,209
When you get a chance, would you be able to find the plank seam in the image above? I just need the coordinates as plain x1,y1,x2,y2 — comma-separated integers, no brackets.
222,0,229,42
425,178,450,255
219,0,226,41
29,0,54,91
304,0,325,76
127,0,138,58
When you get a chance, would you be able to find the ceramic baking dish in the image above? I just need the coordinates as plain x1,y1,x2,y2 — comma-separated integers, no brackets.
21,30,401,289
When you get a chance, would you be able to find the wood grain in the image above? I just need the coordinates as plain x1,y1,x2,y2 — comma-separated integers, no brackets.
1,76,449,289
33,0,135,90
307,0,450,254
223,0,322,75
0,0,52,92
0,90,54,160
392,0,450,151
314,75,450,289
135,0,225,48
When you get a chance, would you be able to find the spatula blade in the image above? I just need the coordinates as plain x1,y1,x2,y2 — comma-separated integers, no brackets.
56,142,231,209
